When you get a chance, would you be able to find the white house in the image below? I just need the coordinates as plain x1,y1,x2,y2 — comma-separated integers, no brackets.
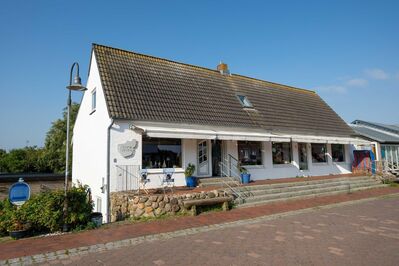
72,44,368,222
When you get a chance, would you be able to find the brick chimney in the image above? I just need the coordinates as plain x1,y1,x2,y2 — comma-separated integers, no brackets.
217,61,230,75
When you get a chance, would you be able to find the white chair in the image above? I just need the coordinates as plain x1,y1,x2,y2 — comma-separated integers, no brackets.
139,169,150,195
162,168,175,194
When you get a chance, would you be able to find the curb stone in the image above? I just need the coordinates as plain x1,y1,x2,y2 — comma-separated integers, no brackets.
1,193,399,265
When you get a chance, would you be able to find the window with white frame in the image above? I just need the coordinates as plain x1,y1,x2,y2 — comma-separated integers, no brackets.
238,141,262,165
311,143,327,163
96,197,102,213
91,89,96,111
272,142,292,164
198,140,208,164
331,144,345,162
142,137,181,169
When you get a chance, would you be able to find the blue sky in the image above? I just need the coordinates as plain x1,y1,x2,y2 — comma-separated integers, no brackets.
0,0,398,150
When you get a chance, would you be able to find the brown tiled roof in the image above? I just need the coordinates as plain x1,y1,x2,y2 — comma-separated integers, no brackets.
93,44,355,137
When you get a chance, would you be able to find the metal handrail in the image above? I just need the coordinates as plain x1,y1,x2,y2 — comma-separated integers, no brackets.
115,164,143,195
218,160,244,201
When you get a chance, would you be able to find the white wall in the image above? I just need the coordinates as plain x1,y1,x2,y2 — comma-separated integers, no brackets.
72,52,111,217
109,121,187,190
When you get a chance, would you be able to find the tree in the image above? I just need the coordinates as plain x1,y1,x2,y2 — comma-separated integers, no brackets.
43,102,80,174
0,149,6,173
0,146,48,173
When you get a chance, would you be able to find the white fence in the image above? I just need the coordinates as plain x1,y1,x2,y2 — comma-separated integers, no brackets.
115,164,141,191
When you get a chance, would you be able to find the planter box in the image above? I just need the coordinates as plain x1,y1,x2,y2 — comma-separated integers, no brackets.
9,229,29,240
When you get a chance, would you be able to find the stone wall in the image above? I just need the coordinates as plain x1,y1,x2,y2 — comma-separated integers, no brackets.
110,189,233,222
0,174,69,200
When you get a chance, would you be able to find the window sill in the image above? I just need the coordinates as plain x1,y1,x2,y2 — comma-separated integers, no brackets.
90,109,96,115
273,163,295,168
333,162,349,165
146,168,184,174
312,162,328,166
242,165,264,169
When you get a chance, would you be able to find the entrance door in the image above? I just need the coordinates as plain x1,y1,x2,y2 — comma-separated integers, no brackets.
197,140,210,176
298,143,309,170
212,140,222,176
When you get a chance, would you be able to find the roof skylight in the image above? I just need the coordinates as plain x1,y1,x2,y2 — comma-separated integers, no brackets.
237,95,253,108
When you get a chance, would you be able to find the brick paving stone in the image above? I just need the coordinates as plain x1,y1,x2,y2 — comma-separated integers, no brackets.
49,197,399,265
0,187,398,264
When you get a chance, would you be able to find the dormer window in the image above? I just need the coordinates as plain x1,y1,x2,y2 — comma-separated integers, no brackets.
237,95,253,108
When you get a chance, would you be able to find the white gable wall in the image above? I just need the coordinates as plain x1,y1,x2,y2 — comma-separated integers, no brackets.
72,52,111,217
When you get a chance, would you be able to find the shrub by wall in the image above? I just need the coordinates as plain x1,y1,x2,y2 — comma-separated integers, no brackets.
0,184,93,236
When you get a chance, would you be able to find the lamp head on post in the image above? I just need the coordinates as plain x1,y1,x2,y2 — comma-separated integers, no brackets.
66,62,87,92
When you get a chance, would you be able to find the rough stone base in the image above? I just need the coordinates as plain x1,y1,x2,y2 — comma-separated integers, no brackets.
110,189,233,222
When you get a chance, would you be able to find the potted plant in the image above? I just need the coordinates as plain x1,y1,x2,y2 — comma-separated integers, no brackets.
8,215,30,240
185,163,196,188
239,165,251,184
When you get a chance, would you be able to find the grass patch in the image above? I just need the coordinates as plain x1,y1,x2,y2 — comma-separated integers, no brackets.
387,181,399,187
196,204,224,214
129,212,189,223
0,236,13,244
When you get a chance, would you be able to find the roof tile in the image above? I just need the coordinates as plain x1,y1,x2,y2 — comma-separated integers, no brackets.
93,44,355,137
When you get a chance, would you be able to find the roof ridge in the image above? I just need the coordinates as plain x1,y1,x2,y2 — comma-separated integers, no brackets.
92,43,316,95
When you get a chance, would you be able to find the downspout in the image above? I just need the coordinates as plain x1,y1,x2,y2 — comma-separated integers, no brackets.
106,119,114,223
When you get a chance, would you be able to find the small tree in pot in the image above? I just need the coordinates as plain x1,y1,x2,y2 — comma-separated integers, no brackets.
185,163,196,188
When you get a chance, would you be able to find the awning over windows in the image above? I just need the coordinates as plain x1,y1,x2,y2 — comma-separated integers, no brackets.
131,122,370,145
145,129,216,140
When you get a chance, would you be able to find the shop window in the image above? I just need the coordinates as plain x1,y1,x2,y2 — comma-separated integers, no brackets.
142,137,181,169
238,141,262,165
332,144,345,162
272,142,292,164
311,143,327,163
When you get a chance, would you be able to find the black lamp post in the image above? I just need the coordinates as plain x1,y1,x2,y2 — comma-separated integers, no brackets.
63,62,87,232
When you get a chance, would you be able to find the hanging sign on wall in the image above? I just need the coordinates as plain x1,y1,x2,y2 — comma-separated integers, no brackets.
118,140,138,158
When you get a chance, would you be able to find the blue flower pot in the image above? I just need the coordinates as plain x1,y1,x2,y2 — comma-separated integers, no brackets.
241,173,251,184
186,176,196,187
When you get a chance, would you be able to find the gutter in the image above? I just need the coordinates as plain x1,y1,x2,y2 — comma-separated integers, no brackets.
106,119,114,223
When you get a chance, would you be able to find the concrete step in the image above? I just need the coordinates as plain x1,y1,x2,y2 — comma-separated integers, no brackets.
236,176,377,192
235,184,387,208
235,181,383,204
235,179,380,197
198,177,240,188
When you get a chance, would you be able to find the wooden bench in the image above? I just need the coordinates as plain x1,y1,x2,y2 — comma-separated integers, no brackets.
183,196,233,216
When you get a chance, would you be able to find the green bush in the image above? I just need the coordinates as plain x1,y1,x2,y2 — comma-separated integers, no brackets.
0,199,17,236
0,183,93,236
19,190,65,232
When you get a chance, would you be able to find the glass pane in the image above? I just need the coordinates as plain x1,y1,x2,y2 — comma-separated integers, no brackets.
238,141,262,165
311,143,327,163
331,144,345,162
272,142,292,164
142,137,181,169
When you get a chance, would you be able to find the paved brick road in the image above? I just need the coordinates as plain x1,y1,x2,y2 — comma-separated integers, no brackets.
44,197,399,266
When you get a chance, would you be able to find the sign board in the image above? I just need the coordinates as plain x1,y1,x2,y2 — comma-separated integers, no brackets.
9,178,30,206
118,140,138,158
